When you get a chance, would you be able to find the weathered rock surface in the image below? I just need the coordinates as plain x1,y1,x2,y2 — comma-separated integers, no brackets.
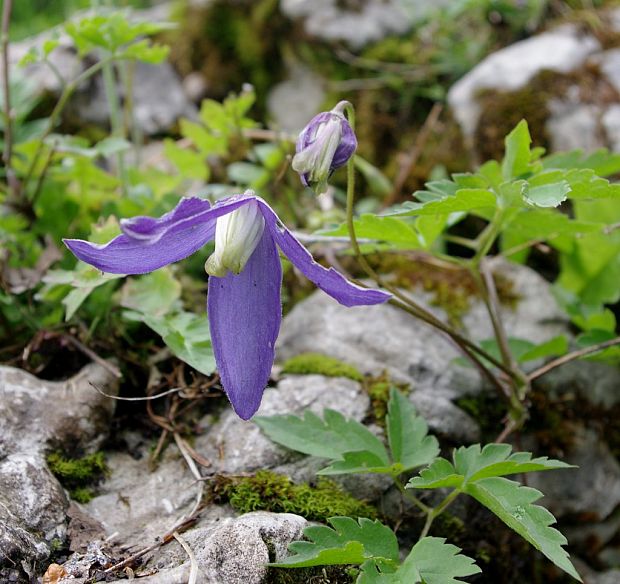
447,15,620,156
0,363,118,571
528,428,620,522
448,24,600,145
281,0,449,49
276,261,568,443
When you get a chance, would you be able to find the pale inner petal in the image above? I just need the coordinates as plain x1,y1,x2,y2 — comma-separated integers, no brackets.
205,200,266,277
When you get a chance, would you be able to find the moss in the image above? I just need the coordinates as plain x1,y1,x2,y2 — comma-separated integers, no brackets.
281,353,363,382
265,565,354,584
209,470,377,522
364,373,411,426
46,451,108,503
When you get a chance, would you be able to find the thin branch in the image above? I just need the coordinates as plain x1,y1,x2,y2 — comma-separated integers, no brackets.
528,337,620,382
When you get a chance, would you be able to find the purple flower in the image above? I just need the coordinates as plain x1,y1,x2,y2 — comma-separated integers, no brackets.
64,193,390,420
292,102,357,195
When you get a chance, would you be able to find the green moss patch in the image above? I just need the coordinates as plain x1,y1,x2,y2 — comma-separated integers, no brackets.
46,451,108,503
209,470,377,522
281,353,363,382
364,373,411,426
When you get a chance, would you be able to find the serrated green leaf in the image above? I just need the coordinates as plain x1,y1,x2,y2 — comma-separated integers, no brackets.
502,120,531,180
466,478,581,580
407,458,463,489
357,538,480,584
408,444,572,490
255,409,389,465
272,517,399,568
524,181,571,208
386,388,439,472
120,268,181,317
391,189,497,217
317,450,395,475
164,139,208,180
124,310,216,376
319,215,421,249
402,537,481,584
453,444,573,483
519,336,568,362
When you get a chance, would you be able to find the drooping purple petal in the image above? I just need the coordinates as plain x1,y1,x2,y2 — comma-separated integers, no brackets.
64,196,252,275
256,198,391,307
331,117,357,169
207,228,282,420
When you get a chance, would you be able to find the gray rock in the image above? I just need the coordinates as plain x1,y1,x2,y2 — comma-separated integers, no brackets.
281,0,418,49
195,374,370,474
71,61,197,135
547,102,603,153
276,262,569,442
267,63,325,133
528,428,620,521
99,512,307,584
0,363,118,568
448,24,600,145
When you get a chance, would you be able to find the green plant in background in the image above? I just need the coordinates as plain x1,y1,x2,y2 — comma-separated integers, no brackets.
1,1,620,582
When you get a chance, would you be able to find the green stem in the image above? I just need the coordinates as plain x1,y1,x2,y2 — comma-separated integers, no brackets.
419,490,460,539
23,56,114,196
341,102,515,399
101,57,128,195
393,476,430,514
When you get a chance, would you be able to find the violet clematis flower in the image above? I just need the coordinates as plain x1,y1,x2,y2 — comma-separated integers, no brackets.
64,192,390,420
292,102,357,195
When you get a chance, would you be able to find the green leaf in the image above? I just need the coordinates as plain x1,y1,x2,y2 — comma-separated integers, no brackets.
466,478,581,581
386,388,439,472
319,215,421,249
120,268,181,317
519,336,568,362
272,517,399,568
391,188,497,217
401,537,481,584
318,451,396,475
502,120,531,180
408,444,572,489
94,136,132,157
254,409,389,467
164,139,208,181
124,310,216,376
523,181,571,208
358,538,480,584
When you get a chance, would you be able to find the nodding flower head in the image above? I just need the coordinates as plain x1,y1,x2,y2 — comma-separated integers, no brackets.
292,101,357,195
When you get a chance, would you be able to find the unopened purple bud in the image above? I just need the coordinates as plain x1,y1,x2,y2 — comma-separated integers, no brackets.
292,102,357,195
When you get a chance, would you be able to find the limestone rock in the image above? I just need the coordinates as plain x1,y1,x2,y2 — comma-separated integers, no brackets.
281,0,427,49
448,24,600,147
0,363,118,572
528,428,620,521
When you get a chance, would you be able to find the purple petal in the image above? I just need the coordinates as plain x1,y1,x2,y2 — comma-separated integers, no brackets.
64,196,252,274
208,228,282,420
331,117,357,170
257,199,391,307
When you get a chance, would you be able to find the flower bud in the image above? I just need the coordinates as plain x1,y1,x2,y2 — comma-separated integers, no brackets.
292,102,357,195
205,200,265,277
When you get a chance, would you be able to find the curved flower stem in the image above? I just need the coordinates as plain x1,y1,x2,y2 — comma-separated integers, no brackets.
419,489,460,539
341,103,515,398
